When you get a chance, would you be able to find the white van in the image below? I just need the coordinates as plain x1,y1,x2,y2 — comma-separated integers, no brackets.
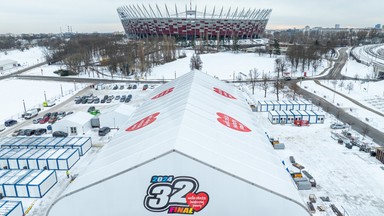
24,109,39,119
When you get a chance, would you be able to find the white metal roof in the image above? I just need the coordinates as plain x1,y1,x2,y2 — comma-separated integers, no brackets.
51,71,308,213
56,111,92,126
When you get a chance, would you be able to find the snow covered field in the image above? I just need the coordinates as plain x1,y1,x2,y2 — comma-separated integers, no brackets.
1,46,384,216
0,47,45,75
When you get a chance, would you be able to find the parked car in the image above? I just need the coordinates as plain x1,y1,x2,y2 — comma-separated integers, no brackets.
88,106,96,113
39,116,50,124
143,84,149,90
48,116,57,124
34,128,47,136
133,84,137,89
119,85,124,90
52,131,68,137
284,76,292,81
24,129,35,136
98,127,111,136
115,95,121,100
33,117,43,124
330,123,347,129
127,84,132,90
4,119,17,127
66,111,74,115
12,129,22,136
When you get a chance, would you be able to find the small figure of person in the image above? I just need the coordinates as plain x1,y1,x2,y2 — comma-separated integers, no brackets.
66,170,70,179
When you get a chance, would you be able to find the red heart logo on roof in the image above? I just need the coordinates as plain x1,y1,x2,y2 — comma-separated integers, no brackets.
126,112,160,132
186,192,209,212
216,112,251,132
151,87,175,100
213,87,236,99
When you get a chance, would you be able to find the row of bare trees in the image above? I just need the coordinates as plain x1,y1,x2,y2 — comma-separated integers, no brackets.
43,34,179,79
265,28,383,47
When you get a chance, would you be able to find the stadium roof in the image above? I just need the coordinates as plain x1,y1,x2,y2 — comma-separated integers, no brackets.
118,4,271,20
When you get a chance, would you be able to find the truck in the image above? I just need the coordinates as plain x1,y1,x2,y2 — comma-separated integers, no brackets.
24,108,39,119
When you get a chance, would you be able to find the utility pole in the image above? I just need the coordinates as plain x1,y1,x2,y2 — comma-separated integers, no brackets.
61,84,64,97
22,100,27,114
44,91,47,102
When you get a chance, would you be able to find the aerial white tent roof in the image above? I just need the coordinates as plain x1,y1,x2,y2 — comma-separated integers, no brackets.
47,71,310,216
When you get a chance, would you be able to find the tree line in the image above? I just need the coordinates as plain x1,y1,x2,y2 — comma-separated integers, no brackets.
42,34,181,79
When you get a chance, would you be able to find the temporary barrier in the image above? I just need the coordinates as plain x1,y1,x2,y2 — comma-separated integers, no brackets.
0,200,24,216
57,149,80,170
27,170,57,198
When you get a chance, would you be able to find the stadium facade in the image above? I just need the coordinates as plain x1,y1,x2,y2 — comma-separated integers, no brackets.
117,4,272,40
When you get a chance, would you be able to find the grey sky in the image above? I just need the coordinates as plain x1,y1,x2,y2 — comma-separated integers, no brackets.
1,0,383,34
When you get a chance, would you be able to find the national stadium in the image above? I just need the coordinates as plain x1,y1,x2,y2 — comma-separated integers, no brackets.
117,4,272,40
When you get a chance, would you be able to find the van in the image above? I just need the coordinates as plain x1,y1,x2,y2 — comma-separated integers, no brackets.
24,109,39,119
98,127,111,136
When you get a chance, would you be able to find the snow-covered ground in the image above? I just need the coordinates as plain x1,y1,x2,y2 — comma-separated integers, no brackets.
1,46,384,216
0,47,45,75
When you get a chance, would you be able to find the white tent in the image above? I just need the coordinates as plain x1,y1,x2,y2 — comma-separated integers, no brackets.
0,59,18,71
52,112,92,135
47,71,310,216
98,104,135,128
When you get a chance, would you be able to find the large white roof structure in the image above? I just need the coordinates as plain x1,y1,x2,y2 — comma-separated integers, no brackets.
47,71,310,216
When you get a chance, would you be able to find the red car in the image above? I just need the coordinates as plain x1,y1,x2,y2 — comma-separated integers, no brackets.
48,116,57,124
39,116,50,124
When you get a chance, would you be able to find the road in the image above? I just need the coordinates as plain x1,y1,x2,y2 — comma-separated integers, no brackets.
294,83,384,145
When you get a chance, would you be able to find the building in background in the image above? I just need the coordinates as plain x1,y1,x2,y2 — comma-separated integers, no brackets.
117,4,271,40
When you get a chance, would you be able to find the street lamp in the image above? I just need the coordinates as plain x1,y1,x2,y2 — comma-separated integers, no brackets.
44,91,47,102
22,99,27,114
60,84,64,97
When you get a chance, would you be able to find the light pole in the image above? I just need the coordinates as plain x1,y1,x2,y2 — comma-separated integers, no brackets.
44,91,47,102
60,84,64,97
22,99,27,114
74,80,76,91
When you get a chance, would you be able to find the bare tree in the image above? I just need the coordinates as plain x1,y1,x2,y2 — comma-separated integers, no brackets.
261,73,270,98
248,68,260,95
338,80,345,91
190,54,203,71
346,82,354,94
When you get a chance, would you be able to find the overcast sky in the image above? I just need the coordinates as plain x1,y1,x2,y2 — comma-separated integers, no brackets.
1,0,383,34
